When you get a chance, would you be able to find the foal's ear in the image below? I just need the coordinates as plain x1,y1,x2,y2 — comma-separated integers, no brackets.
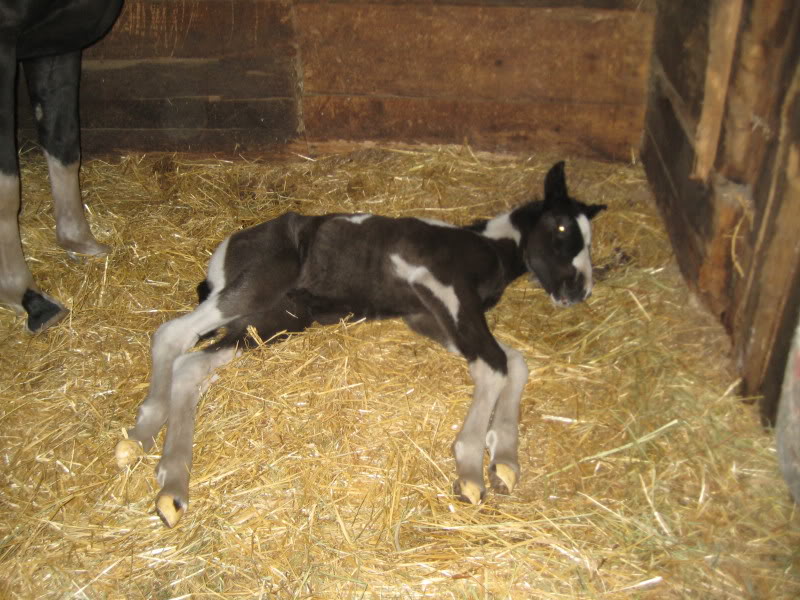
583,203,608,220
543,161,568,207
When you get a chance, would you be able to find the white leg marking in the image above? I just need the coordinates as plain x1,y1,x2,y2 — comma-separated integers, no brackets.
45,151,108,256
483,212,521,244
0,174,32,310
573,214,593,297
390,254,460,324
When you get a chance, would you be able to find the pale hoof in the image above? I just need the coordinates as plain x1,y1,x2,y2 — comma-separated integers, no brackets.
156,494,185,528
115,439,143,468
59,237,110,257
453,479,485,505
489,463,518,495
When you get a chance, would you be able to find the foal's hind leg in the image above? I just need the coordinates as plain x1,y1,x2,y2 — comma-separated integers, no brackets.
115,299,231,467
154,345,238,527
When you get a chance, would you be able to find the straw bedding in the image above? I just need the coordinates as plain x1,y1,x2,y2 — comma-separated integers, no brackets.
0,144,797,598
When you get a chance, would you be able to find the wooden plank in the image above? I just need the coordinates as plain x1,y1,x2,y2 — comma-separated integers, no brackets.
720,2,800,185
83,0,295,60
80,58,296,101
692,0,743,180
79,98,297,134
736,69,800,422
649,0,710,128
303,94,642,159
722,2,800,418
295,5,651,157
294,0,647,8
79,125,294,155
296,5,651,104
73,0,298,153
641,73,711,290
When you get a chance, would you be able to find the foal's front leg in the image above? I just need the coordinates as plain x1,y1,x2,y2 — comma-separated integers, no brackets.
452,352,509,504
485,343,528,495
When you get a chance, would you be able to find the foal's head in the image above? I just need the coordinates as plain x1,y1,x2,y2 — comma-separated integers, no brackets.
525,162,606,307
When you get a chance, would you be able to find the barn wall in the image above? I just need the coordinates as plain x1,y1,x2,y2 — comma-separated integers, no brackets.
293,3,653,159
15,0,654,161
641,0,800,420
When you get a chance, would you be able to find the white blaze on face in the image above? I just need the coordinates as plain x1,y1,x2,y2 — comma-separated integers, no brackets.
572,213,593,298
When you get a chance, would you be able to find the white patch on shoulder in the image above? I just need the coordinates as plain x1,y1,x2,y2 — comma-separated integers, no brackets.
34,103,43,121
339,214,372,225
390,253,460,324
572,214,593,296
483,213,521,244
417,217,456,229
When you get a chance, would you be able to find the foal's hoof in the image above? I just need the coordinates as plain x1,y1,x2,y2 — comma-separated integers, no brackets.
156,494,186,528
115,439,143,468
489,463,518,495
453,479,485,505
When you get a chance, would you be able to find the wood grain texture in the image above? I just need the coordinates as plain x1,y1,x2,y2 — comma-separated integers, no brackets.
75,0,299,152
296,4,652,158
303,95,643,157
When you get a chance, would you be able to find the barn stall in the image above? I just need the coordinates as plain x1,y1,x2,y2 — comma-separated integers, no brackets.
3,0,799,598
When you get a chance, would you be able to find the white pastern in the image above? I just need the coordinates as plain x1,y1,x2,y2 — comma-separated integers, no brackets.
390,254,460,325
338,214,373,225
483,213,521,245
572,214,593,296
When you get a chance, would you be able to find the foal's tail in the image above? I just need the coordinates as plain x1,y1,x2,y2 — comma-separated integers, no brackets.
197,280,212,304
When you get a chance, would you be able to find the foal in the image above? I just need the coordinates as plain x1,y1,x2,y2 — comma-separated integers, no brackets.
116,161,606,527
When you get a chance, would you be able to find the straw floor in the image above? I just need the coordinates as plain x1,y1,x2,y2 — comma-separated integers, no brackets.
0,144,797,599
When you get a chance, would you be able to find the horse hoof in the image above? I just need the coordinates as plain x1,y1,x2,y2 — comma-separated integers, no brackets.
115,439,143,468
453,479,485,505
489,463,518,495
23,290,67,333
156,494,185,528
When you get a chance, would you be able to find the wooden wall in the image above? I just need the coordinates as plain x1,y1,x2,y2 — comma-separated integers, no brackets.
641,0,800,421
16,0,654,161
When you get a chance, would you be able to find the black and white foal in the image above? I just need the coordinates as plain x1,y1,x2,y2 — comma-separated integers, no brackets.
116,161,606,527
